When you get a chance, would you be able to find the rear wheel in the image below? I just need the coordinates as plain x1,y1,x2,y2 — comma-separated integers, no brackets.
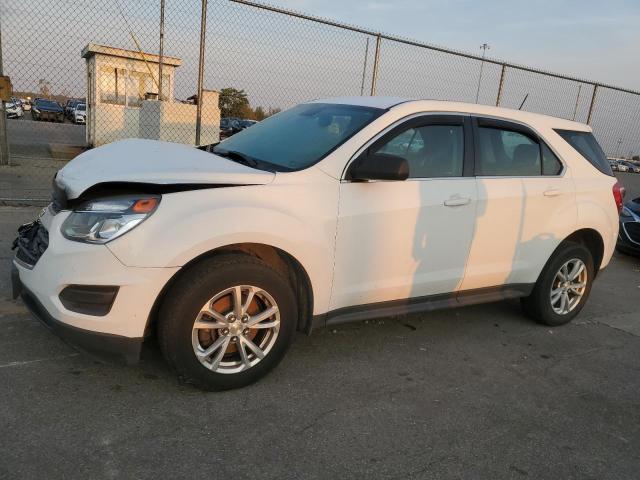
158,254,297,391
521,242,594,326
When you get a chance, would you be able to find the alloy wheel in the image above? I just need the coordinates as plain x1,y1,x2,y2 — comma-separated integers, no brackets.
549,258,587,315
191,285,280,374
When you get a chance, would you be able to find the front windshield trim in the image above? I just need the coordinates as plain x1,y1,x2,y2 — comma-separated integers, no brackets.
212,103,386,172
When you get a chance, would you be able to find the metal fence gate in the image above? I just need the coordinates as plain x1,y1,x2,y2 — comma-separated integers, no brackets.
1,0,639,203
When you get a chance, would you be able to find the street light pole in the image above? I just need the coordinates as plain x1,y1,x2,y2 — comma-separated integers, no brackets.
475,43,490,104
616,137,623,158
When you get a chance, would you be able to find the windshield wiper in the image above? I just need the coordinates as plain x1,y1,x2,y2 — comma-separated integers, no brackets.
213,149,259,168
212,148,287,172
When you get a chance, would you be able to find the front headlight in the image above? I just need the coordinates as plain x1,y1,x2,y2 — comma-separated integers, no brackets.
61,195,160,244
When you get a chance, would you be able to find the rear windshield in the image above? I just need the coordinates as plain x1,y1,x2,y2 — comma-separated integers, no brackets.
555,129,613,176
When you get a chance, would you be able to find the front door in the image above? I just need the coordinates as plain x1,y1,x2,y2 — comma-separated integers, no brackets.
330,115,478,311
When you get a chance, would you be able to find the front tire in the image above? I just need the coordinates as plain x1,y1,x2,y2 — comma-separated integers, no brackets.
158,254,297,391
521,242,594,326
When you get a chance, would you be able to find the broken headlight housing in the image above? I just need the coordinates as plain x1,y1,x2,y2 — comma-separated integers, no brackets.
61,195,160,244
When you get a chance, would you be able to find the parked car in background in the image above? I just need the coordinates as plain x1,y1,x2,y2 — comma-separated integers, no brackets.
220,117,239,139
617,197,640,256
65,99,82,119
609,160,619,171
20,98,31,111
616,161,629,172
72,103,86,124
4,100,24,119
13,98,622,391
237,119,258,130
618,161,640,173
32,99,64,122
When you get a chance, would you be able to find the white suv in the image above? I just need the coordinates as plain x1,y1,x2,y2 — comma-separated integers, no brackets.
12,97,624,390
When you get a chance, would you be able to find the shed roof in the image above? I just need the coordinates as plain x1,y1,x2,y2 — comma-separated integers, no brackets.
81,43,182,67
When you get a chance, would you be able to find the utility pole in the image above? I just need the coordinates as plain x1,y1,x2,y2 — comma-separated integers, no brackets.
158,0,165,101
475,43,490,104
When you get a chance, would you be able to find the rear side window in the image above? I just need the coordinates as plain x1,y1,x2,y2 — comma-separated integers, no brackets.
542,143,563,175
476,128,540,176
555,130,613,176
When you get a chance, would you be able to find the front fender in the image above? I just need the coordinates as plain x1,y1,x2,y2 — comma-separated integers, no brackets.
107,182,339,315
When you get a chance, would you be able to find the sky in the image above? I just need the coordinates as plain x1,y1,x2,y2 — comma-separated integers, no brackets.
266,0,640,91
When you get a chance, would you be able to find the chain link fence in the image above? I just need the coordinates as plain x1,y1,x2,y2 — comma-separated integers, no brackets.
1,0,639,203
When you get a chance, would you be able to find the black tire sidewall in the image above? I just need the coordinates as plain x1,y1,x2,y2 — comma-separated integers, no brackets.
159,256,297,390
529,243,594,326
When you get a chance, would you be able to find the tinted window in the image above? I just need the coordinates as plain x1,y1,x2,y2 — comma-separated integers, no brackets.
555,129,613,176
213,103,384,171
542,143,563,175
374,125,464,178
477,128,540,176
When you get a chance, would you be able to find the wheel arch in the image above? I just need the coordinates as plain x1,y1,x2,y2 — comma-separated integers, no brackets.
145,243,315,337
563,228,605,275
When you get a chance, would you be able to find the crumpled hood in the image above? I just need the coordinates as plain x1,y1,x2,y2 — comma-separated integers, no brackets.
56,138,275,199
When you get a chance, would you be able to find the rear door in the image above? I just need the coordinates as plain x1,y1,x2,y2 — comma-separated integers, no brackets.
460,117,576,291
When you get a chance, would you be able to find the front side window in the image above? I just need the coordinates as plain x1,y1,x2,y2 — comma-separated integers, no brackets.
213,103,384,171
476,128,541,176
373,124,464,178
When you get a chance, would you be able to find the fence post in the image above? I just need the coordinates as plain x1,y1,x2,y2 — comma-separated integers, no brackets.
195,0,208,146
359,37,369,96
370,34,381,96
158,0,165,101
0,21,10,167
572,84,581,121
495,64,506,107
586,84,598,125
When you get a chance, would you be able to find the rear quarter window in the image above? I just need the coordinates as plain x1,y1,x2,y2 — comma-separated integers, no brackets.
554,129,613,176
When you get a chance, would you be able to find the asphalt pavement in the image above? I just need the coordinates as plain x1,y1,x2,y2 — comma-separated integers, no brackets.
0,176,639,479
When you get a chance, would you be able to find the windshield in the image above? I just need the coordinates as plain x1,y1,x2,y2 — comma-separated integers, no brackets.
212,103,384,171
37,100,60,109
77,104,86,111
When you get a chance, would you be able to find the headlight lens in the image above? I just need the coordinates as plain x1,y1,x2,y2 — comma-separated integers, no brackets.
61,195,160,244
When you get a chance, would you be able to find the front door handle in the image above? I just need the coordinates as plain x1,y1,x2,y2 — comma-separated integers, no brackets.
444,196,471,207
543,189,562,197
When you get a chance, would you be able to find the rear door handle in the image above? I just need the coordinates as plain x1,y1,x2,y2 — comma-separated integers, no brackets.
444,196,471,207
543,189,562,197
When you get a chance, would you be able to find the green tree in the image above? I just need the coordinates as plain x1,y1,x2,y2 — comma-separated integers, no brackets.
253,106,266,121
219,87,251,118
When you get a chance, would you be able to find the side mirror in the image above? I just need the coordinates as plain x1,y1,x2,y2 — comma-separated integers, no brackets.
349,152,409,182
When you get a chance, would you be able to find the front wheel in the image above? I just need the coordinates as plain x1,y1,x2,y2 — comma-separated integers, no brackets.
521,242,594,326
158,254,297,391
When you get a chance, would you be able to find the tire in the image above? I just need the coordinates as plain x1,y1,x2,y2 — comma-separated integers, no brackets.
521,242,594,326
158,254,297,391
